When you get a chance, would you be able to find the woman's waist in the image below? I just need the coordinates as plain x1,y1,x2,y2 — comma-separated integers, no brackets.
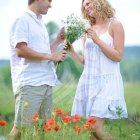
83,65,120,74
81,70,121,77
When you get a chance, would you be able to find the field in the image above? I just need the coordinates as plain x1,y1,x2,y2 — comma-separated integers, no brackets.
0,82,140,139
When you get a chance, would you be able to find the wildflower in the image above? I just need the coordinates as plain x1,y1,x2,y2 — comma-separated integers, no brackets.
32,113,39,122
54,108,63,115
30,108,96,139
62,115,71,123
23,101,30,107
42,124,52,131
54,124,61,132
72,114,81,122
83,123,91,130
83,117,96,130
46,118,55,125
73,126,82,134
55,14,87,75
0,120,7,126
63,13,87,51
86,116,96,125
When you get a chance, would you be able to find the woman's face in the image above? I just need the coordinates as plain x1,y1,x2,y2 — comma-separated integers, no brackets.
83,0,95,17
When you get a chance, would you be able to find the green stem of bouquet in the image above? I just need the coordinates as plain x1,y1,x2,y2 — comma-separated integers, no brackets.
55,61,61,71
55,42,71,74
64,42,71,51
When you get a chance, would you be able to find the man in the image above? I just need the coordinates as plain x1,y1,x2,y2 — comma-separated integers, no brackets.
9,0,66,139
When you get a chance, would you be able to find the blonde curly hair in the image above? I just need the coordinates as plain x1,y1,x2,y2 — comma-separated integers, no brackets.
81,0,115,25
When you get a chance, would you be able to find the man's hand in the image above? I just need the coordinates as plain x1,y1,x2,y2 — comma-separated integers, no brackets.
50,50,67,62
55,27,65,44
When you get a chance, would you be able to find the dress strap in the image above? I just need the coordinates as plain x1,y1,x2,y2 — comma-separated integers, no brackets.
107,18,113,31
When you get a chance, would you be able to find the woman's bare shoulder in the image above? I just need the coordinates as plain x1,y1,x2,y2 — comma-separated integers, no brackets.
111,19,123,28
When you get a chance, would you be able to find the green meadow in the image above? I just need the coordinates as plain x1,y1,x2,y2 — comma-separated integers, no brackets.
1,82,140,116
0,82,140,139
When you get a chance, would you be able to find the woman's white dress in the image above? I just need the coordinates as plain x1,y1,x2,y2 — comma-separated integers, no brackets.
71,21,128,119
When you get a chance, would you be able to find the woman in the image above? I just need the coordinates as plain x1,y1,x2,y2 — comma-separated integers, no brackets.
69,0,128,139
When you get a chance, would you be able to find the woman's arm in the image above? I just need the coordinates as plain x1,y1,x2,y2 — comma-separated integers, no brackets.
68,38,85,64
69,49,84,64
51,27,65,52
87,20,125,62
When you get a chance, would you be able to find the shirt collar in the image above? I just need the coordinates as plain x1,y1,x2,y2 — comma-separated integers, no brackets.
24,9,42,20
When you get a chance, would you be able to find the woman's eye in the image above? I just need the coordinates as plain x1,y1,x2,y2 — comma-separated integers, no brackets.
86,3,89,6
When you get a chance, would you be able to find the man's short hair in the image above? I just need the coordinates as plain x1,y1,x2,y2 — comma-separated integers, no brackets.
28,0,35,5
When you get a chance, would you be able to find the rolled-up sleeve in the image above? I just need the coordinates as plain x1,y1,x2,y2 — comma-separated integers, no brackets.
10,17,28,48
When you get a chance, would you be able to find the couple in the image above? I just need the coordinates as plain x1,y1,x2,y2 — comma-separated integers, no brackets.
9,0,127,140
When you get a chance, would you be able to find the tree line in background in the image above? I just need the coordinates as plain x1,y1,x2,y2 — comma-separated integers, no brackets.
121,46,140,82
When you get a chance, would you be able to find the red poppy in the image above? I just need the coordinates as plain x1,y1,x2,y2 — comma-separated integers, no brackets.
54,108,63,115
46,118,55,125
73,126,81,134
0,120,7,126
54,125,61,132
62,115,71,123
86,116,96,125
32,113,39,122
42,124,52,131
72,114,81,122
83,123,91,130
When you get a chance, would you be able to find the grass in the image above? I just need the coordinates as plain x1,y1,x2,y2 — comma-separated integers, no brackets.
0,81,140,117
53,80,77,113
124,82,140,116
0,84,14,116
0,82,140,139
104,119,140,140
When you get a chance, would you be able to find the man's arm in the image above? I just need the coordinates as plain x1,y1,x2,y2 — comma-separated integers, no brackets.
16,42,67,62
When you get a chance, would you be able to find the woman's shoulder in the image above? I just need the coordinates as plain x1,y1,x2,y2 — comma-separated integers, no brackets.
107,18,124,39
110,18,123,28
109,18,124,34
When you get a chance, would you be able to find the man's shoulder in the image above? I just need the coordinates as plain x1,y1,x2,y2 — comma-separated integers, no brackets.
14,11,28,21
11,11,30,28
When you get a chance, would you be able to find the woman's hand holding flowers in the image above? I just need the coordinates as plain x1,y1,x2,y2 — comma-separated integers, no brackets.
86,28,100,44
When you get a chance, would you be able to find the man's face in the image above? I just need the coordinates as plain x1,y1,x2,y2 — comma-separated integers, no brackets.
38,0,52,15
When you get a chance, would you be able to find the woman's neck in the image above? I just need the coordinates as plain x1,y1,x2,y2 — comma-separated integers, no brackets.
95,17,109,25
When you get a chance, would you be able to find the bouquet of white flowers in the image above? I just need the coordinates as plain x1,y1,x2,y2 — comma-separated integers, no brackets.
63,14,87,51
56,14,88,79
